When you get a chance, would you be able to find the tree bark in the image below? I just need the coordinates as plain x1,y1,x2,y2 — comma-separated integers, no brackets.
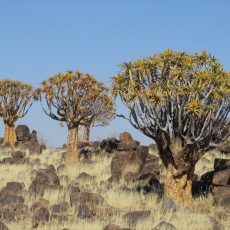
83,125,90,142
77,125,82,142
67,126,79,163
4,123,17,146
164,164,194,207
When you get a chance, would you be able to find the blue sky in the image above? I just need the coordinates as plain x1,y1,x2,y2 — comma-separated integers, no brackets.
0,1,229,147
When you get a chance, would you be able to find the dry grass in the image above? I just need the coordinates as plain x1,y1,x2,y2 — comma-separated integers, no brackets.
0,146,229,230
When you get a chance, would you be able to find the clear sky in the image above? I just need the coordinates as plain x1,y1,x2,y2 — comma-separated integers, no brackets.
0,1,229,147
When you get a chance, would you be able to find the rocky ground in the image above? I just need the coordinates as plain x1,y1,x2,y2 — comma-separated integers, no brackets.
0,126,229,230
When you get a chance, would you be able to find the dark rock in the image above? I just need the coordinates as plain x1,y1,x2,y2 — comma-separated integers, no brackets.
212,185,230,207
214,158,230,171
32,207,50,228
152,221,177,230
12,151,26,159
136,157,160,181
200,170,215,184
70,191,103,207
117,142,137,151
76,172,95,182
192,180,212,197
26,141,44,154
30,130,38,142
76,203,96,218
16,125,30,142
51,202,69,214
212,168,230,185
0,195,24,206
122,210,151,225
0,206,16,222
137,178,163,196
4,182,24,195
29,169,60,196
110,150,148,182
30,199,49,212
1,157,14,164
0,221,9,230
99,138,120,153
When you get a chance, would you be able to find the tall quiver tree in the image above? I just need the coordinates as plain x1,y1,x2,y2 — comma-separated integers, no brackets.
112,50,230,207
35,71,113,162
82,88,115,142
0,80,34,145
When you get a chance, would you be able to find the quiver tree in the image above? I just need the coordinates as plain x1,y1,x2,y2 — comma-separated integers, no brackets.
35,71,114,162
112,50,230,206
0,80,34,145
81,91,115,142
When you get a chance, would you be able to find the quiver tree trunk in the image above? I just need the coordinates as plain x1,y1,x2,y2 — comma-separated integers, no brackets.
157,137,196,207
83,124,90,142
4,123,17,146
67,126,79,163
164,164,194,207
78,125,82,142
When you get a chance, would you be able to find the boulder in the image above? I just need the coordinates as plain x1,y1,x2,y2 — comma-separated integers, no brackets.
76,203,96,218
1,157,14,164
110,149,149,182
16,125,30,142
70,191,103,207
30,130,38,142
51,202,69,222
214,158,230,171
32,207,50,228
0,182,27,222
117,142,138,151
99,138,120,153
51,202,69,214
29,169,60,196
25,141,45,154
30,199,49,212
212,185,230,207
212,168,230,186
76,172,95,182
122,210,151,225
